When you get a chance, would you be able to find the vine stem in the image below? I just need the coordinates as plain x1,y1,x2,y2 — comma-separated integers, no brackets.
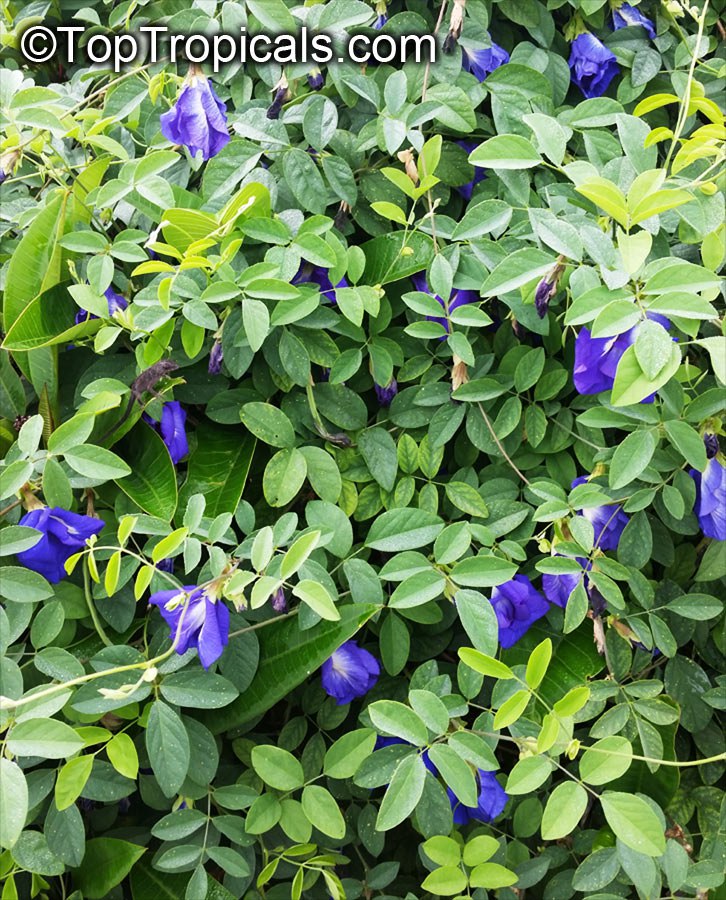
663,0,710,172
476,402,531,485
83,561,113,648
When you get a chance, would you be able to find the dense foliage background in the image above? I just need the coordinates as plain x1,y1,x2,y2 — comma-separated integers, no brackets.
1,0,725,898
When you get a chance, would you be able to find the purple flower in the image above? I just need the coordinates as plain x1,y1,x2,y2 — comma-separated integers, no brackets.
156,558,175,574
376,737,438,774
572,476,629,551
149,585,229,669
145,401,189,464
16,507,104,584
411,272,479,337
612,3,656,39
74,286,128,325
542,570,581,609
535,279,555,318
703,433,719,459
569,33,619,99
456,141,487,201
490,575,550,648
267,86,288,120
160,74,230,161
271,587,288,612
321,640,380,705
573,316,670,399
447,770,508,824
689,457,726,540
307,69,324,90
462,40,509,81
374,379,398,407
208,341,224,375
293,265,348,305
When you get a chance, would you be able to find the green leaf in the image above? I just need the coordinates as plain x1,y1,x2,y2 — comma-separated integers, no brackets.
611,342,681,406
444,481,489,518
575,177,629,228
368,700,429,746
0,759,28,850
251,745,305,791
106,733,139,780
481,248,554,297
600,792,665,857
664,420,708,471
324,728,378,779
541,782,588,840
301,785,345,839
145,701,190,797
694,336,726,385
452,199,512,241
450,554,518,587
115,423,178,520
7,718,85,759
159,671,239,709
376,754,427,831
240,402,296,449
292,579,340,621
55,755,94,811
525,638,552,689
609,430,657,489
423,835,461,866
72,838,146,899
263,447,307,507
634,319,675,380
361,231,435,286
428,744,478,806
580,737,633,785
203,604,379,733
458,648,514,679
366,508,444,552
493,689,531,729
506,755,553,795
179,423,255,517
64,444,131,480
359,427,398,493
469,134,542,169
421,866,468,896
469,863,518,890
2,282,101,351
456,589,499,656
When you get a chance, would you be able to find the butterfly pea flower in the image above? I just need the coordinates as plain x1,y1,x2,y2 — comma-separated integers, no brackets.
208,340,224,375
149,585,229,669
612,2,656,39
374,378,398,407
267,76,290,120
447,769,508,824
145,401,189,464
573,315,670,399
293,264,348,305
491,575,550,648
75,286,128,325
462,39,510,82
160,69,230,161
456,141,486,201
572,476,629,551
321,640,380,705
372,1,388,29
411,272,479,337
569,33,619,99
307,68,324,90
0,148,20,183
271,586,288,613
689,438,726,540
17,507,104,584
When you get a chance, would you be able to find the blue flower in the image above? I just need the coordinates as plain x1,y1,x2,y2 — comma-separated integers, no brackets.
411,272,479,336
447,770,508,824
321,640,380,705
267,85,289,120
490,575,550,648
17,507,104,584
572,476,629,551
307,69,324,90
690,456,726,540
293,264,348,305
149,585,229,669
160,73,230,161
271,587,288,612
372,2,388,29
374,378,398,407
208,340,224,375
462,40,510,81
542,569,581,608
573,316,670,399
456,141,487,201
569,33,619,99
74,286,128,325
612,3,656,39
145,401,189,464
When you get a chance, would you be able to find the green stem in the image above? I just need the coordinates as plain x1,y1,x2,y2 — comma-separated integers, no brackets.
83,562,113,648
